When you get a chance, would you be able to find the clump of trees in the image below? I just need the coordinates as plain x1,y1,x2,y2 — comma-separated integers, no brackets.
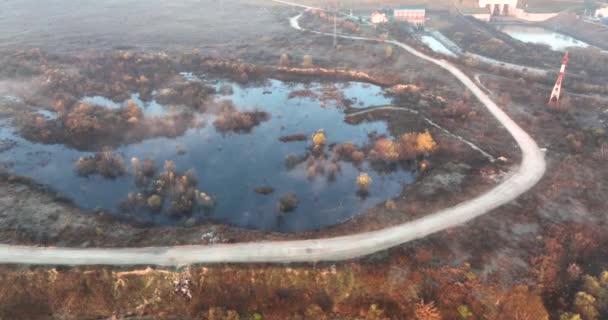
213,101,270,134
332,142,365,163
442,101,472,119
558,270,608,320
17,99,195,151
154,81,215,111
75,148,126,178
368,130,437,163
120,160,214,218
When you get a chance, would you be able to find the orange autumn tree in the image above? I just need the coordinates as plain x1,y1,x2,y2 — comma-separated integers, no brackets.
414,301,442,320
369,130,438,163
416,130,437,154
399,132,419,159
373,138,400,162
498,285,549,320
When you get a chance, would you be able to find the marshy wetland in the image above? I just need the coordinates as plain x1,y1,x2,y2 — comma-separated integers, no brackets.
0,72,429,232
3,0,608,319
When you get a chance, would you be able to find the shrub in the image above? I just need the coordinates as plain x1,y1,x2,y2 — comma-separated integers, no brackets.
372,138,400,162
573,292,598,320
312,129,326,147
213,102,270,133
457,305,473,319
399,132,419,159
385,45,393,59
279,53,290,67
74,149,126,178
498,285,549,320
302,54,313,67
414,301,441,320
278,193,298,213
197,191,215,208
284,153,300,169
416,130,437,154
147,194,162,211
327,161,340,181
443,102,471,119
356,172,372,193
559,313,582,320
122,99,143,121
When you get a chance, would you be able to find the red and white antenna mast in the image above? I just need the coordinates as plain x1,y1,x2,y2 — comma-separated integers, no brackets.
548,51,569,105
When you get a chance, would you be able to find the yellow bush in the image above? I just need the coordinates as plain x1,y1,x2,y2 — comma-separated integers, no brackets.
457,305,473,319
559,313,582,320
312,129,326,147
419,160,430,171
356,172,372,192
302,54,313,67
416,130,437,154
600,271,608,285
147,195,162,211
385,45,393,59
573,292,598,320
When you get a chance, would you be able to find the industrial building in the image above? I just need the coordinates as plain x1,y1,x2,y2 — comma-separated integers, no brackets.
393,6,426,26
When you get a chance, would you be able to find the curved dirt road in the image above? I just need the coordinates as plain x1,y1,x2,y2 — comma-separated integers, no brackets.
0,13,545,266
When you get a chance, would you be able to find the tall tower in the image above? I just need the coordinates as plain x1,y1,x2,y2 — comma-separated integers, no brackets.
548,51,569,105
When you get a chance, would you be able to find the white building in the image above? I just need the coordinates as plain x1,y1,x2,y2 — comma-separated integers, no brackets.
596,6,608,18
370,11,388,24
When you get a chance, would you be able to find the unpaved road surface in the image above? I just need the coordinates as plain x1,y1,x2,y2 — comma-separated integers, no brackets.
0,10,546,266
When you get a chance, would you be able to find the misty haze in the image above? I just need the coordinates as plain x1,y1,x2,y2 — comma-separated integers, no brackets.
0,0,607,319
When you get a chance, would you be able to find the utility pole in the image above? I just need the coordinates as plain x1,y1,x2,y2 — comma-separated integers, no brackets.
548,51,569,105
334,11,337,47
331,0,340,48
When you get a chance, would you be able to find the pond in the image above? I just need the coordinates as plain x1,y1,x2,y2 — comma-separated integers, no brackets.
496,25,589,51
0,78,416,232
420,35,457,57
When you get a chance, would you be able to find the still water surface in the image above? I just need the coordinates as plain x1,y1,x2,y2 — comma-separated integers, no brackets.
0,78,415,232
497,25,589,51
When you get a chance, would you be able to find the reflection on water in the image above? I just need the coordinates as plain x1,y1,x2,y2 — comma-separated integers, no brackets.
83,93,167,116
0,79,415,232
420,36,457,57
497,25,589,51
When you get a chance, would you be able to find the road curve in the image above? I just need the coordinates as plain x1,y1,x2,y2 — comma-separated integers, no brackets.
0,12,546,266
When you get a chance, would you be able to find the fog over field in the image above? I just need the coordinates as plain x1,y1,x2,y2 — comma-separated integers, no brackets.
0,0,285,52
